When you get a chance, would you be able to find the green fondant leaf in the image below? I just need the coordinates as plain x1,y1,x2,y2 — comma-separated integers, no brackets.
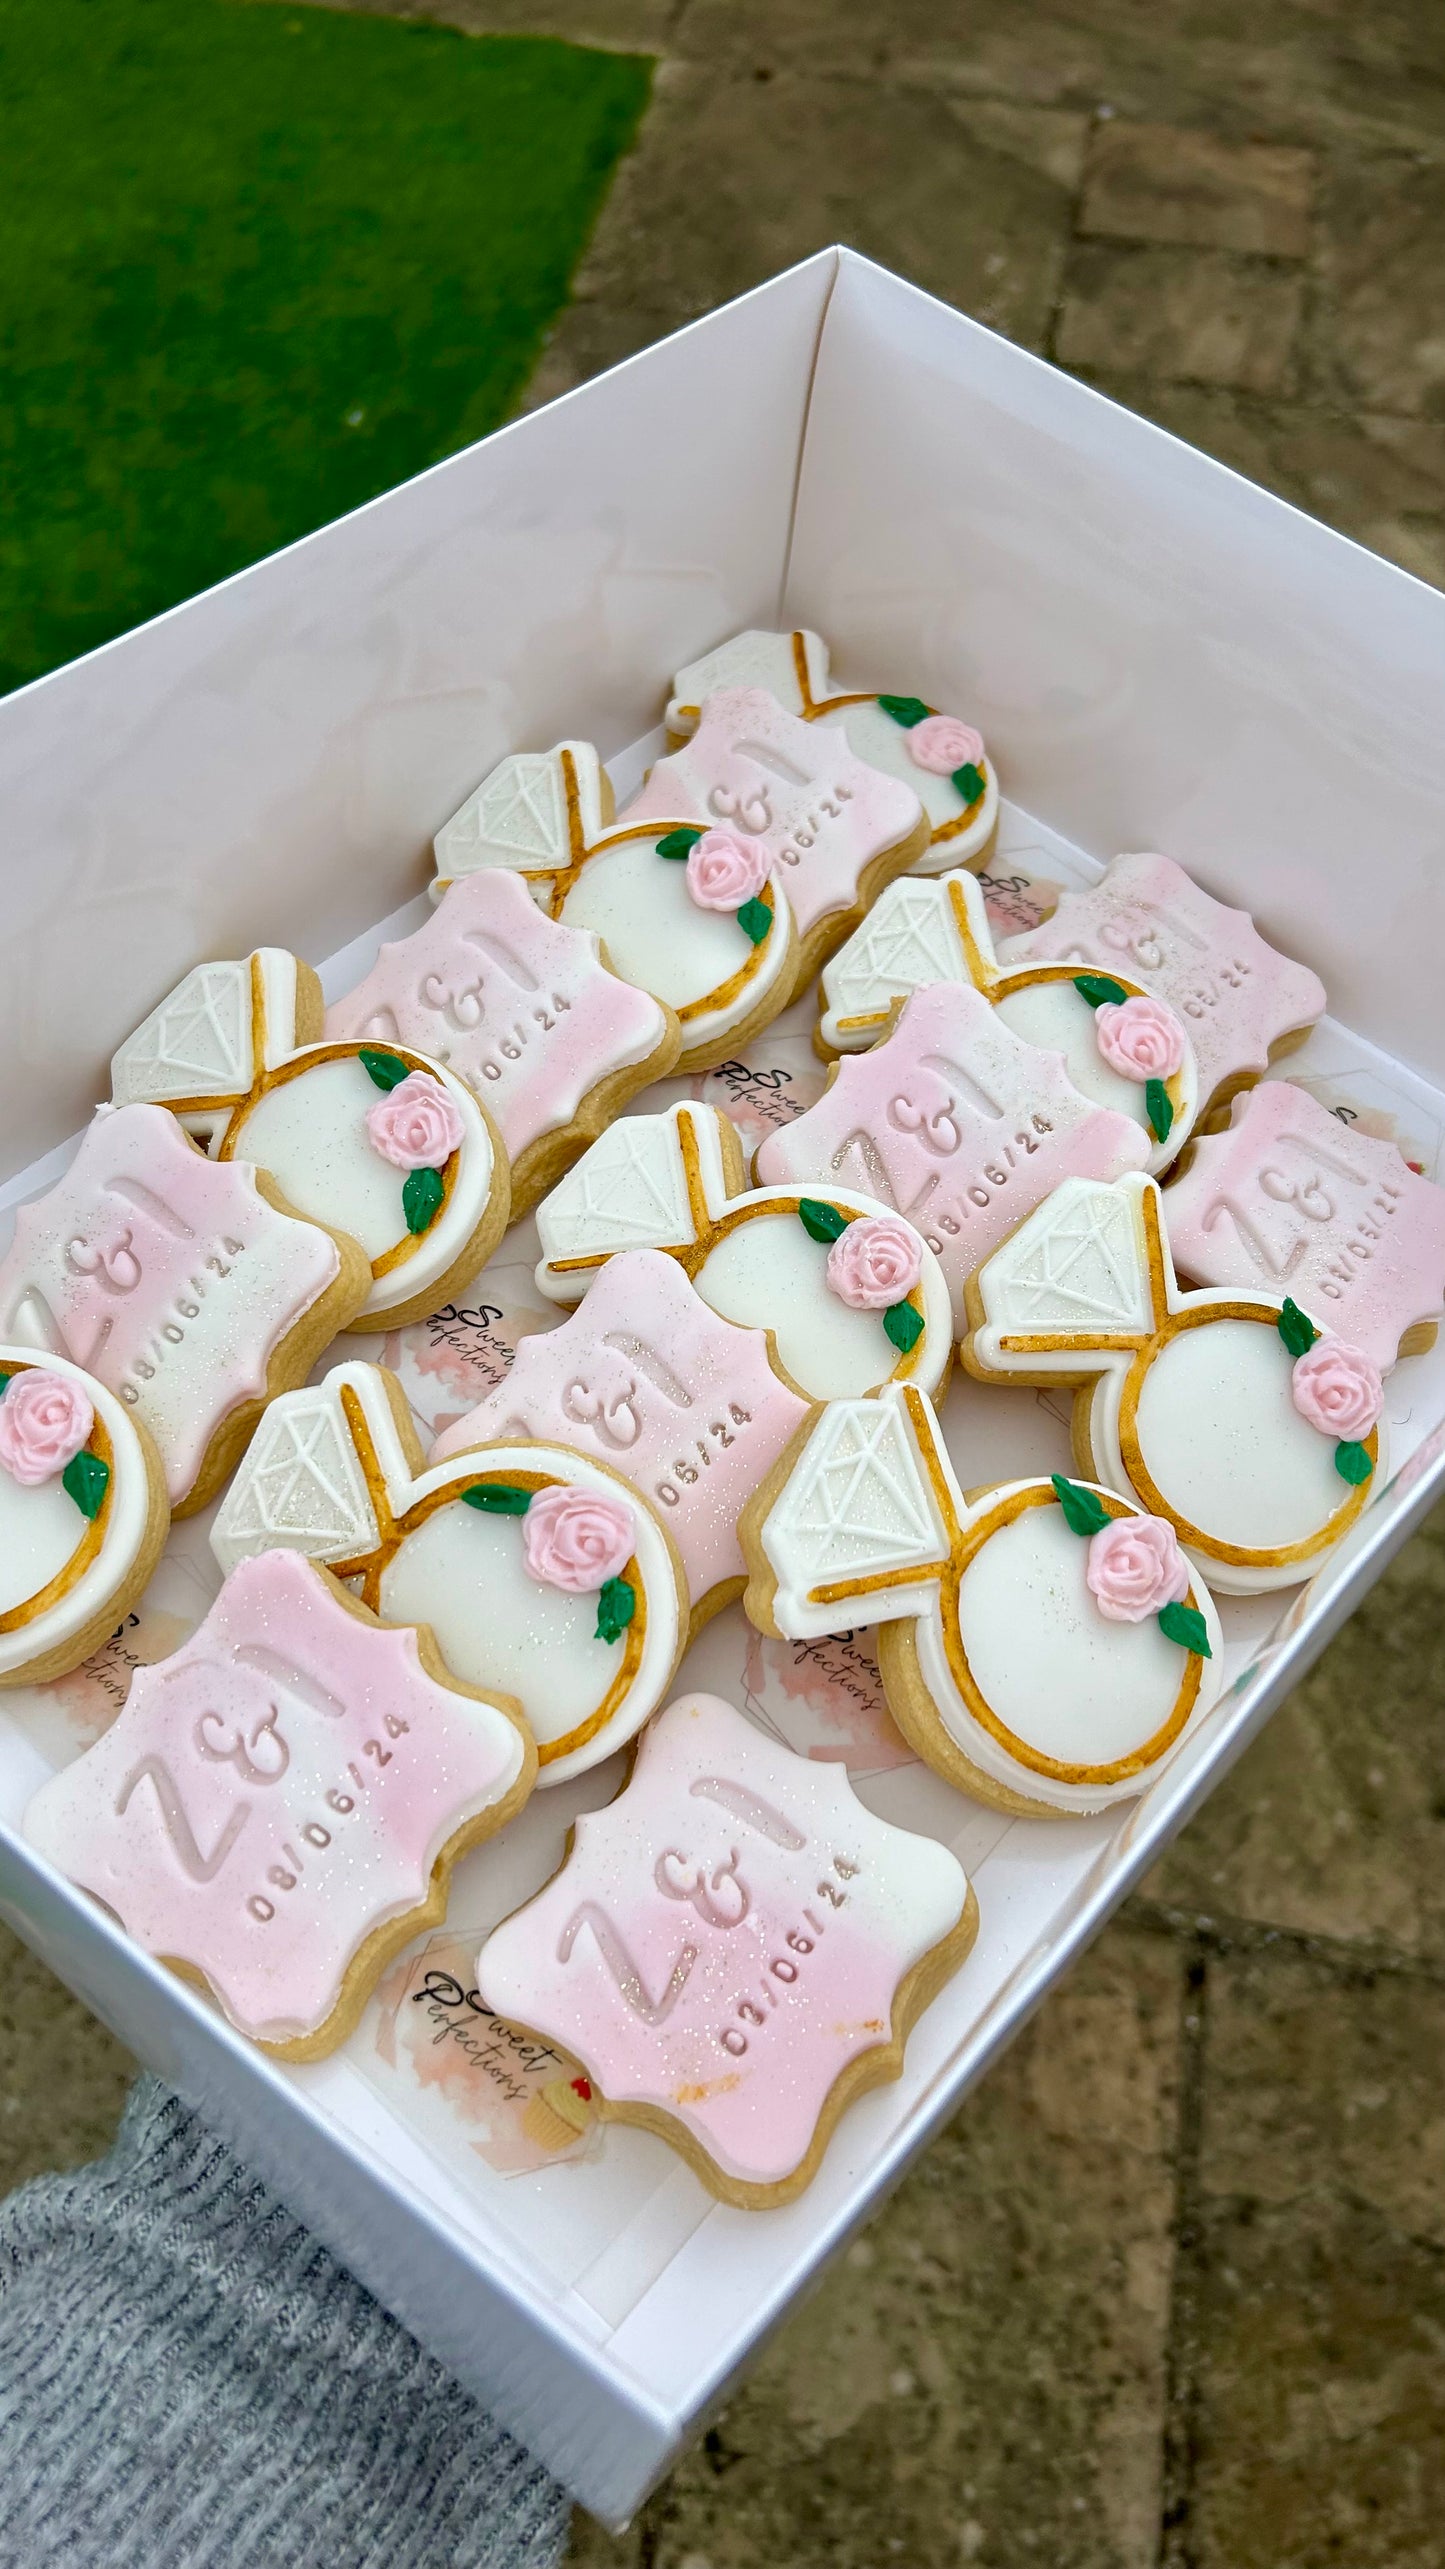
883,1298,924,1354
402,1165,445,1235
595,1576,636,1645
737,896,771,946
1277,1296,1319,1358
1145,1078,1174,1144
1335,1440,1374,1485
461,1482,532,1514
655,826,703,860
1072,972,1130,1010
0,1372,12,1398
952,761,985,805
798,1198,850,1245
359,1046,410,1092
63,1449,109,1521
877,694,929,728
1158,1600,1212,1658
1051,1472,1111,1538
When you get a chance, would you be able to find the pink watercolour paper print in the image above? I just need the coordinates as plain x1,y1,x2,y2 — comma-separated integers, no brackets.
998,851,1325,1107
476,1691,969,2195
325,871,672,1167
1163,1080,1445,1367
0,1104,342,1506
23,1551,530,2051
754,982,1150,1327
430,1250,811,1610
619,688,924,940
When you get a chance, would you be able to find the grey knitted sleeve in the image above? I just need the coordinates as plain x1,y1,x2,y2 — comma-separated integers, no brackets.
0,2076,570,2569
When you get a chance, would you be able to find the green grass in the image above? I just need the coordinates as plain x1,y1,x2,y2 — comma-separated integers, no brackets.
0,0,650,695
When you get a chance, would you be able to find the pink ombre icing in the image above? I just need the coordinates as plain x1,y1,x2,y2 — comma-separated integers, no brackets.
476,1692,969,2196
22,1551,529,2050
325,872,671,1165
430,1252,810,1607
618,687,924,939
1162,1080,1445,1372
755,983,1150,1328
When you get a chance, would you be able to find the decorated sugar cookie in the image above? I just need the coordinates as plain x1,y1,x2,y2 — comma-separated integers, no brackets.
431,1249,812,1628
324,871,680,1219
431,691,926,1065
1163,1081,1445,1369
24,1550,534,2057
665,629,998,872
0,1103,367,1513
532,1102,953,1405
742,1384,1224,1817
0,1348,168,1685
963,1172,1388,1594
754,983,1151,1331
209,1359,686,1784
111,950,506,1330
476,1689,976,2207
818,866,1198,1172
997,852,1326,1117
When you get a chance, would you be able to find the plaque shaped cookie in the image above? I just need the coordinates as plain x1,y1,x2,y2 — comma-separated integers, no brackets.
743,1383,1224,1817
963,1172,1388,1594
1163,1081,1445,1369
432,732,798,1071
209,1359,686,1784
111,950,506,1329
430,1249,813,1628
997,852,1326,1118
532,1102,954,1406
620,686,928,984
476,1689,977,2207
754,982,1152,1332
665,629,998,873
0,1103,368,1512
324,870,680,1219
818,866,1198,1173
24,1549,534,2057
0,1348,168,1685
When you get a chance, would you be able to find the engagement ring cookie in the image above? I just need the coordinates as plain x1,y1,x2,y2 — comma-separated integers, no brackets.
666,629,998,871
1163,1081,1445,1368
0,1103,368,1512
0,1349,168,1685
210,1359,686,1784
533,1102,953,1404
754,983,1151,1331
476,1689,977,2207
742,1384,1224,1816
24,1550,534,2057
963,1172,1387,1593
432,691,925,1065
324,870,679,1218
818,867,1198,1172
111,950,506,1329
430,1249,812,1630
997,852,1326,1118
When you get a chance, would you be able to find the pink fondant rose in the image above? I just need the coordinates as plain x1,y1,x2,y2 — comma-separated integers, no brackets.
906,714,984,777
826,1215,924,1311
366,1070,465,1171
522,1484,635,1594
1093,994,1186,1082
1085,1512,1190,1624
1291,1337,1382,1442
0,1369,94,1487
685,829,769,914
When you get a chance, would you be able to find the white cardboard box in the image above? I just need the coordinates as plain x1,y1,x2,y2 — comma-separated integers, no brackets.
1,249,1444,2527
